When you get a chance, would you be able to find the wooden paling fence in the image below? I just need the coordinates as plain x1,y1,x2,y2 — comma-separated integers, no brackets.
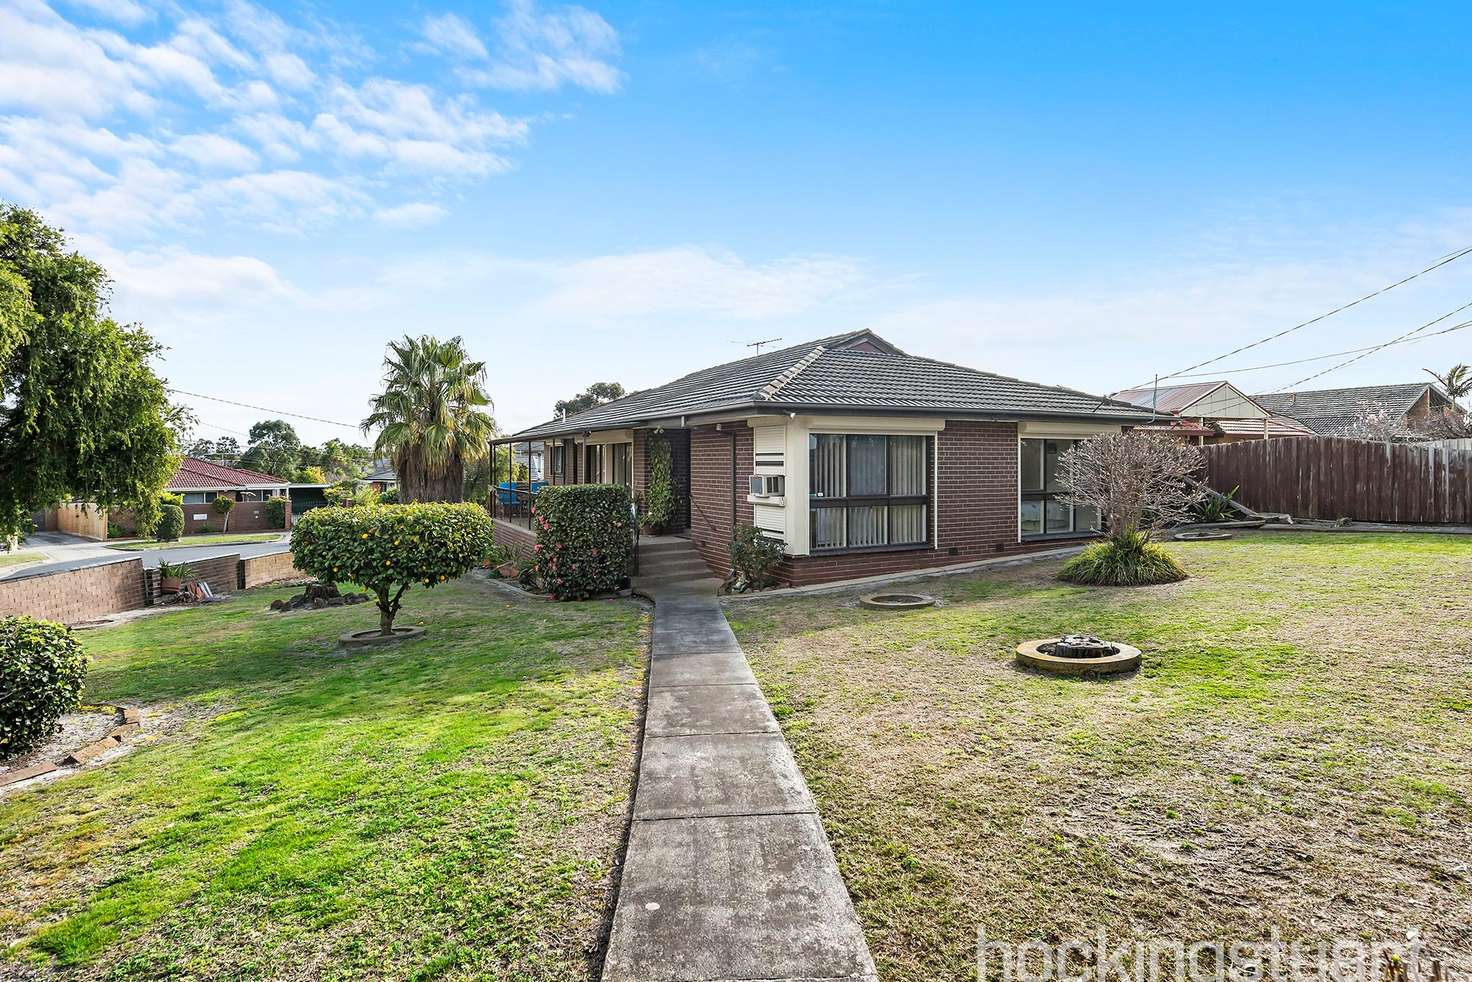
1201,437,1472,525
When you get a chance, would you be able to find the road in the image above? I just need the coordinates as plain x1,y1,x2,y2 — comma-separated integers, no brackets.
2,531,290,581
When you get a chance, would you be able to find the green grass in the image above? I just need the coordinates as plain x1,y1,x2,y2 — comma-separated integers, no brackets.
107,533,286,551
727,532,1472,979
0,551,43,568
0,576,647,980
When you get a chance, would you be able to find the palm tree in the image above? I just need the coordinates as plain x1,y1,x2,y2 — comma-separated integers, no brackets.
362,335,497,503
1425,364,1472,400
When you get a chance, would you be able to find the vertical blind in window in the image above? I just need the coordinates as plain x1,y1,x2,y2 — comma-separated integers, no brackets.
809,434,929,551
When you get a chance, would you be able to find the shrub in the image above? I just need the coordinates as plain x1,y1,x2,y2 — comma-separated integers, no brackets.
212,495,235,531
378,487,398,505
729,525,783,592
291,503,492,634
1058,531,1187,586
0,616,87,756
642,432,675,533
106,521,125,539
263,497,287,529
531,484,633,600
155,503,184,541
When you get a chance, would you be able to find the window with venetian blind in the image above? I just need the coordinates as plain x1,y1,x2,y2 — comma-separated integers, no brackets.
809,434,929,550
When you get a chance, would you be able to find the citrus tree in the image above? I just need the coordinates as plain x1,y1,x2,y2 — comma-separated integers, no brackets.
291,503,493,635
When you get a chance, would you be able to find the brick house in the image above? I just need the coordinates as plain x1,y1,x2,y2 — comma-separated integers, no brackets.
1254,382,1464,437
490,331,1160,587
52,457,294,539
1111,380,1317,444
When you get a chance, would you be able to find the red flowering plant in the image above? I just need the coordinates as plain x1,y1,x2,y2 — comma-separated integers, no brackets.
530,484,634,600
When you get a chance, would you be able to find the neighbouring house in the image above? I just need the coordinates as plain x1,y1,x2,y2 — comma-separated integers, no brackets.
1111,380,1316,444
491,330,1158,587
288,482,330,514
365,459,398,493
52,457,293,540
1254,382,1465,437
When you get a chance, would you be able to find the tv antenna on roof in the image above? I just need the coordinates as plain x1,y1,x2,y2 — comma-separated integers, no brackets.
745,337,783,354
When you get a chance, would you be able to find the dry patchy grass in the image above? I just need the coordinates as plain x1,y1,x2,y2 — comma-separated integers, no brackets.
726,532,1472,981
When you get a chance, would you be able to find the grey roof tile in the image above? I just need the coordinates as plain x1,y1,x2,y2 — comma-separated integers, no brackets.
1253,383,1434,436
508,330,1155,440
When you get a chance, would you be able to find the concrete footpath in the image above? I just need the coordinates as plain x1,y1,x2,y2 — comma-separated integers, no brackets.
603,582,877,982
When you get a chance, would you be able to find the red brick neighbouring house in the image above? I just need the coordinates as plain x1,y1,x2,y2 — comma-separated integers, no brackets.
85,457,293,539
491,330,1158,587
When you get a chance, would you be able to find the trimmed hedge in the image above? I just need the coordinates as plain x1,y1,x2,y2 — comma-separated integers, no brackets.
155,504,184,541
532,484,634,600
263,497,287,529
291,503,493,634
1,616,88,756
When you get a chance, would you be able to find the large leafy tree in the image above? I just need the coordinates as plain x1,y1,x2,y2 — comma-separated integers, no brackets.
0,205,178,539
555,381,625,419
362,335,496,503
239,419,301,479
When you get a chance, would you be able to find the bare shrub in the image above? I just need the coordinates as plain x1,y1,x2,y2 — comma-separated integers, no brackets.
1058,432,1206,545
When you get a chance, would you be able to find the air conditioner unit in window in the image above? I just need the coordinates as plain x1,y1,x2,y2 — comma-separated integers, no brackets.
749,473,785,497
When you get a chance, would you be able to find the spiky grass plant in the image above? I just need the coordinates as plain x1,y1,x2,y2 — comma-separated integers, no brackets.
1058,530,1187,586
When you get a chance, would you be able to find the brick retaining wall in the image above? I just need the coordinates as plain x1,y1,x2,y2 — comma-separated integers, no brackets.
240,551,303,588
0,558,147,623
492,520,537,560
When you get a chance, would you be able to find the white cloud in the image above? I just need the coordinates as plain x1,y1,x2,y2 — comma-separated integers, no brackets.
59,0,152,27
170,132,260,171
262,50,313,88
374,201,448,228
463,0,622,93
420,13,488,60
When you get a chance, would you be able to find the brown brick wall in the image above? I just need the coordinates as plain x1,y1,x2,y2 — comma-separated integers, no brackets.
0,558,146,624
177,497,290,536
240,551,304,588
778,420,1031,587
689,424,753,578
492,520,537,560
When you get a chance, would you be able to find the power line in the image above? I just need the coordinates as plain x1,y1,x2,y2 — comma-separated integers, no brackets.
1278,300,1472,390
167,387,360,429
1169,318,1472,378
1131,243,1472,388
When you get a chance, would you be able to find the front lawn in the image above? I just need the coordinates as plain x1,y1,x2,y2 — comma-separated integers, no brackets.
0,551,43,568
107,532,285,551
0,576,647,979
727,532,1472,980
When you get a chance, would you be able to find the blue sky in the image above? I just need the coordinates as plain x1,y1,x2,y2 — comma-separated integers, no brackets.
4,0,1472,444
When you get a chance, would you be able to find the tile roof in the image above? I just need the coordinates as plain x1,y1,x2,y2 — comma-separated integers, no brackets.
168,457,288,490
1214,415,1318,438
509,330,1155,440
1111,381,1229,415
1253,383,1436,436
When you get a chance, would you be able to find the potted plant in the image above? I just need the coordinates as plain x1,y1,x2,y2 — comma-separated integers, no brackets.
158,560,194,594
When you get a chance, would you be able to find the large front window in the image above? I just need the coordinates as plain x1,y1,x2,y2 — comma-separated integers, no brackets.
1020,438,1099,537
809,434,929,550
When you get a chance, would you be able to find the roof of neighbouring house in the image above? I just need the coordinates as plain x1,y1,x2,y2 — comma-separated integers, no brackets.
1213,415,1318,438
1111,381,1232,415
365,459,397,483
168,457,288,490
1253,383,1443,436
508,330,1158,440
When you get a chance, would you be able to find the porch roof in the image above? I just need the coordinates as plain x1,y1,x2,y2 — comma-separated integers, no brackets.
508,330,1157,441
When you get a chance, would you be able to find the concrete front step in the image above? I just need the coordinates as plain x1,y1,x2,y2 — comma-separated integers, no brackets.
634,573,725,593
639,537,696,555
639,556,712,577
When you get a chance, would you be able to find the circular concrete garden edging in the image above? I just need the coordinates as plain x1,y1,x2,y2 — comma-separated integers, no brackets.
339,626,427,648
859,593,937,611
1016,638,1141,676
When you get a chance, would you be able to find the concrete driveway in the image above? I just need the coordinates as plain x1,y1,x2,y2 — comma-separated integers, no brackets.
3,531,290,580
